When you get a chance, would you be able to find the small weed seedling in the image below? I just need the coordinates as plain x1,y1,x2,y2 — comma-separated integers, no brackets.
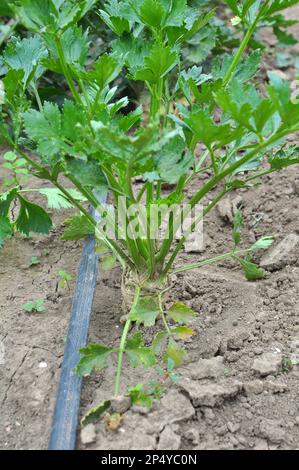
29,255,40,267
57,270,72,290
22,299,45,313
1,0,299,423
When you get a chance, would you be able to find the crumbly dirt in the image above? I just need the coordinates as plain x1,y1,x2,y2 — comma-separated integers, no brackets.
1,6,299,451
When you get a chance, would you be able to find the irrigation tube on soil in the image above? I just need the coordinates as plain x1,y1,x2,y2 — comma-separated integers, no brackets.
48,198,104,450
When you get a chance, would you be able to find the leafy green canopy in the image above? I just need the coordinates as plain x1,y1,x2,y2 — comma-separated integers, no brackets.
0,0,298,253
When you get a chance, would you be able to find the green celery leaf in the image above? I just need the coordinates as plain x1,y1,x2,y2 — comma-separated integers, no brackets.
0,189,18,217
163,0,187,28
101,254,117,271
38,188,85,209
130,296,160,327
3,36,47,87
0,216,13,247
155,135,192,184
134,43,178,83
61,214,95,240
138,0,165,29
90,54,123,90
184,109,232,148
171,326,194,341
14,0,97,32
251,236,274,251
81,400,111,426
23,102,63,159
76,343,113,375
65,157,107,189
44,26,89,71
126,332,156,368
164,339,187,367
238,258,265,281
16,196,53,235
269,145,299,170
167,302,196,324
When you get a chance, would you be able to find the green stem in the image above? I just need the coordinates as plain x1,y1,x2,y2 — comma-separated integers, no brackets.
32,83,43,112
67,174,100,208
172,248,252,274
189,126,299,211
223,1,271,87
114,285,141,397
0,19,18,48
55,36,82,106
162,189,228,276
146,183,156,276
15,147,134,269
158,294,171,336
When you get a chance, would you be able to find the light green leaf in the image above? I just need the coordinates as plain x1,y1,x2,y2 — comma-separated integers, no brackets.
138,0,165,29
101,254,117,271
164,339,187,367
251,236,274,251
91,54,122,90
23,102,63,158
269,146,299,170
167,302,196,324
38,188,85,209
152,331,167,354
126,332,156,368
61,214,95,240
171,326,194,341
44,26,89,71
22,299,45,313
130,296,160,327
3,36,47,87
156,135,192,184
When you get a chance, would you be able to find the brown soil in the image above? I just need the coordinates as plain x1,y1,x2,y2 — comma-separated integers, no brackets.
1,5,299,451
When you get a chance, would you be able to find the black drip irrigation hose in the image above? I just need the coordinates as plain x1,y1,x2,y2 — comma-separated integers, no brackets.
48,197,105,450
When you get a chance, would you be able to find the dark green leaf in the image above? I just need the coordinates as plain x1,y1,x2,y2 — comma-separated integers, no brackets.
16,196,53,235
134,43,178,83
65,157,107,188
76,343,113,375
81,400,111,426
0,216,13,247
269,146,299,170
238,258,265,281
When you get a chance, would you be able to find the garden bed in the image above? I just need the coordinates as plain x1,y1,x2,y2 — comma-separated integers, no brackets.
0,2,299,452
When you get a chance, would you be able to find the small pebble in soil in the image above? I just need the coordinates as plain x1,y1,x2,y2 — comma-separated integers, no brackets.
80,424,96,445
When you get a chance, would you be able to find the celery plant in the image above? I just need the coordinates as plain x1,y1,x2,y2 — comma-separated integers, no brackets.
0,0,299,413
